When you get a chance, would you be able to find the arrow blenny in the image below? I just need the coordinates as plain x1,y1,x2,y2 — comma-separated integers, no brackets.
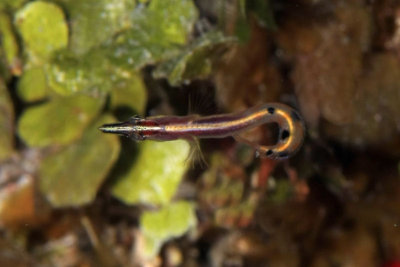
99,103,305,160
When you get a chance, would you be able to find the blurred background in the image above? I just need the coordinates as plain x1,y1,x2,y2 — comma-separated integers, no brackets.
0,0,400,266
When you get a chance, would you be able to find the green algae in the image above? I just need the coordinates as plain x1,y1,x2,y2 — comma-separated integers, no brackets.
141,201,196,258
15,1,68,65
111,140,190,205
154,31,235,86
18,95,102,147
17,67,48,101
39,115,120,207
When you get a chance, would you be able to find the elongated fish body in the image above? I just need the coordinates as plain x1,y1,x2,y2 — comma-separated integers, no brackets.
99,103,305,160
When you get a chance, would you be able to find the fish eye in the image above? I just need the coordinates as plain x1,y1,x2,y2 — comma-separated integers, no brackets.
129,115,143,123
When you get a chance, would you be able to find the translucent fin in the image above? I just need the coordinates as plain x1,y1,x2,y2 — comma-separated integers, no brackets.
187,85,217,116
186,137,208,169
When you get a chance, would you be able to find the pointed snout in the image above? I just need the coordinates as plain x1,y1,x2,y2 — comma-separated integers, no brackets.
98,121,135,136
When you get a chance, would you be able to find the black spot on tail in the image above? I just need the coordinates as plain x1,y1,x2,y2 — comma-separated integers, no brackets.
281,129,290,140
267,107,275,114
291,110,301,121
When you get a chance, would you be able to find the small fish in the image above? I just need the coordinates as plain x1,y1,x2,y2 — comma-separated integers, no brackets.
99,103,305,160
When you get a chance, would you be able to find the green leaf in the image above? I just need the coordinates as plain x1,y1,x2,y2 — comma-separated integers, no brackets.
15,1,68,65
46,0,198,95
145,0,196,45
42,0,137,96
0,79,14,161
55,0,135,55
45,49,116,96
0,11,20,75
110,72,147,115
17,67,48,102
105,0,198,69
46,48,146,96
111,140,190,205
141,201,196,258
39,115,120,207
18,94,102,147
153,31,236,86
